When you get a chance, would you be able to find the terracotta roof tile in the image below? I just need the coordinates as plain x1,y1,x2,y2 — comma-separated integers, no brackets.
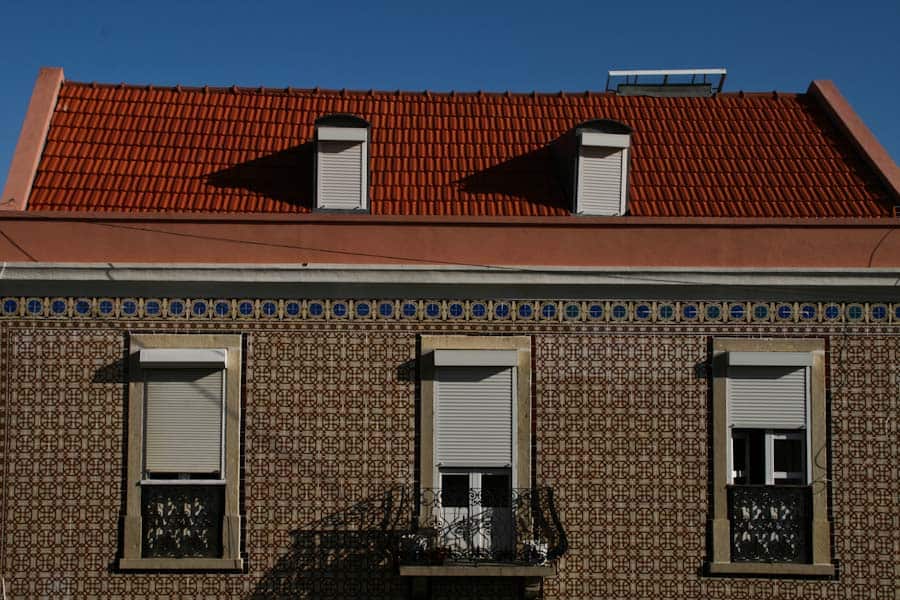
26,81,895,217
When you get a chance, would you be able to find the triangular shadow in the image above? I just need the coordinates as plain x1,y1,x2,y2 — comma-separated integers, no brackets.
205,142,315,210
456,140,572,212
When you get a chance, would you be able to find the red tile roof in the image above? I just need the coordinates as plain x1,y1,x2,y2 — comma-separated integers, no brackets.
26,81,894,217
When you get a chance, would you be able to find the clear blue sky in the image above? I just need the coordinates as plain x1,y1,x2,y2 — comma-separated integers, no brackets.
2,1,898,184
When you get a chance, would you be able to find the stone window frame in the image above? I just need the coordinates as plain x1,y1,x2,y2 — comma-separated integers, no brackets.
709,338,834,577
119,334,243,570
419,335,532,496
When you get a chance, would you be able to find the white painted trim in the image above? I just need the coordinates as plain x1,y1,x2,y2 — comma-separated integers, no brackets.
609,68,727,76
316,126,367,142
434,349,519,367
3,263,900,290
579,131,630,148
728,351,812,367
139,348,227,367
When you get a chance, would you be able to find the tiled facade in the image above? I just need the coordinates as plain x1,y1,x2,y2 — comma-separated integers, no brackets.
0,299,897,599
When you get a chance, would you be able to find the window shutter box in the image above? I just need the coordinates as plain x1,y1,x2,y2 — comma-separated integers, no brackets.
578,146,626,215
317,140,364,210
435,366,513,468
139,348,227,368
144,368,224,474
727,366,807,429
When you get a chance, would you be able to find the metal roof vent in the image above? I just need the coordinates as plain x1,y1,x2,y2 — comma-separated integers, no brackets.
607,68,727,98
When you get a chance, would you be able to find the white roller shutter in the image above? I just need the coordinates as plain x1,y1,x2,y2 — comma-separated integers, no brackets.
317,140,363,210
727,366,807,429
144,368,224,474
436,366,513,468
577,146,625,215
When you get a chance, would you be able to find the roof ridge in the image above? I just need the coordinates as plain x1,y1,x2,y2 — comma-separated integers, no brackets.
61,79,801,100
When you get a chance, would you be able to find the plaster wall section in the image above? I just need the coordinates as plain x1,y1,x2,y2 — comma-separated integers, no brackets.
3,216,900,267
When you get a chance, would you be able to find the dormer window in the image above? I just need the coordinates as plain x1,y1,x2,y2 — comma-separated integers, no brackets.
574,119,632,216
314,114,369,211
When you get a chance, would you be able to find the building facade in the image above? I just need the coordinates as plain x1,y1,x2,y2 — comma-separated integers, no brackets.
0,67,898,599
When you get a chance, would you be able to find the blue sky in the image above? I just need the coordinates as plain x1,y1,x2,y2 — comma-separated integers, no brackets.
2,1,898,184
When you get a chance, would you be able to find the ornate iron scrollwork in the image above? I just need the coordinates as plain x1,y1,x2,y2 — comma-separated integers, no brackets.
728,485,811,563
398,487,567,566
142,484,224,558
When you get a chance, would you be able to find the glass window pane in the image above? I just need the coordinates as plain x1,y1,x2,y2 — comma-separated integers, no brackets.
748,430,766,484
773,438,803,472
441,474,469,507
481,474,510,507
773,435,805,484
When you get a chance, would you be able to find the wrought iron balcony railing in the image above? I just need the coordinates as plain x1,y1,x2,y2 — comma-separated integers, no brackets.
728,484,811,563
398,487,567,567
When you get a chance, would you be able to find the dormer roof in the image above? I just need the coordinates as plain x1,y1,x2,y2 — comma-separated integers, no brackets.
9,72,899,218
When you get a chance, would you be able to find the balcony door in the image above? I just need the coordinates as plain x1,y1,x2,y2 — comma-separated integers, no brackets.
433,355,516,561
439,469,512,559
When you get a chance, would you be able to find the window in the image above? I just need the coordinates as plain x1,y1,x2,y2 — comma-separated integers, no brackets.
120,334,243,570
731,430,806,485
573,119,631,216
418,337,531,561
709,339,834,577
315,114,369,211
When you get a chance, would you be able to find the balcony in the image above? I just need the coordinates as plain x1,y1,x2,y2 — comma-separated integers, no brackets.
728,484,811,563
397,486,566,594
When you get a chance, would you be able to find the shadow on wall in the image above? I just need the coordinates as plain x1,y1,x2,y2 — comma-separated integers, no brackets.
248,486,413,599
93,349,131,572
206,143,315,210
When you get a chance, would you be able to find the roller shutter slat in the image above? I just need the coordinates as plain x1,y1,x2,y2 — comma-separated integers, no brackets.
436,366,512,467
318,141,362,209
728,366,806,429
579,146,623,215
145,368,223,473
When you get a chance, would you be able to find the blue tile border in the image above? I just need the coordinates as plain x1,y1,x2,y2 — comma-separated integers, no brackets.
1,297,898,324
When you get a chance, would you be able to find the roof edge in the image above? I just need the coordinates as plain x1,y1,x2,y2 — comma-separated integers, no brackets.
808,80,900,201
2,210,897,227
1,67,64,212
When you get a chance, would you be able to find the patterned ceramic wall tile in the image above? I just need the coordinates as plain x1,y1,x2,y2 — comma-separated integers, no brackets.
0,302,897,599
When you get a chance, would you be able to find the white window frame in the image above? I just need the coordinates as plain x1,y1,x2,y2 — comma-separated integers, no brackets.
315,122,369,211
574,129,631,216
725,359,812,485
728,429,807,485
767,430,806,485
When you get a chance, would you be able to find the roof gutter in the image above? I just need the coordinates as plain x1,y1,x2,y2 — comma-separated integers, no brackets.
1,67,64,212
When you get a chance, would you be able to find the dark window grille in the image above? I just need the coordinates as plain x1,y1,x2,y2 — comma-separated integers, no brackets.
728,484,811,563
141,485,224,558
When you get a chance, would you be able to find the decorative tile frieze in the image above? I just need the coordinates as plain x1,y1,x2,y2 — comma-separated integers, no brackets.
1,296,897,325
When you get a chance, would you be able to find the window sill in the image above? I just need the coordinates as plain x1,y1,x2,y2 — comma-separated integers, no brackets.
119,557,243,571
400,564,555,578
708,562,834,578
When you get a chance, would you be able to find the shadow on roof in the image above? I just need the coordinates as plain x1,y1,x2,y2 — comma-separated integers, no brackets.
456,143,571,213
205,143,315,210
